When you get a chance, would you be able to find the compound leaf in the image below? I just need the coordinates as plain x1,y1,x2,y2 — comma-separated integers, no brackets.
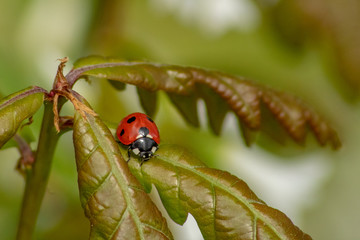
124,145,312,240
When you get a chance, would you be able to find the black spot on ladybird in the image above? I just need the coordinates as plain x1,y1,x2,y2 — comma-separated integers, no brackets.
120,129,125,136
146,116,154,123
127,116,136,123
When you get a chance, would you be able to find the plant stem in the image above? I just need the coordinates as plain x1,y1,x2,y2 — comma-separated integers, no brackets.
16,101,60,240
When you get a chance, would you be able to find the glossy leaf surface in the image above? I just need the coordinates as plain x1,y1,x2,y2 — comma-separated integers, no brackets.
67,56,340,149
72,101,173,239
124,145,312,240
0,86,45,148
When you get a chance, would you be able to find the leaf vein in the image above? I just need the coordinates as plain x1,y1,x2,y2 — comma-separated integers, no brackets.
83,172,112,208
158,155,285,239
108,207,129,239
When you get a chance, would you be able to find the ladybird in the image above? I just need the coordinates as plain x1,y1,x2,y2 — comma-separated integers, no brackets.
116,112,160,165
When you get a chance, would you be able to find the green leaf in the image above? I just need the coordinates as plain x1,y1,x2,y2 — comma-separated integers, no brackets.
238,118,258,147
136,87,158,118
72,99,173,239
0,86,45,148
197,84,229,135
124,145,312,240
108,79,127,91
1,126,35,150
167,92,199,127
67,56,341,149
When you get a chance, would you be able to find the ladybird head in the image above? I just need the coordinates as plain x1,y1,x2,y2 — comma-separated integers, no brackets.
130,137,158,160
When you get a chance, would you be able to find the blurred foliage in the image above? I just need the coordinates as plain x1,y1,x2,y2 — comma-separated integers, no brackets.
255,0,360,99
0,0,359,239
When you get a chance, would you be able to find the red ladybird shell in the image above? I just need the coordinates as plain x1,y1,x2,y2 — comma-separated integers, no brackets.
116,112,160,145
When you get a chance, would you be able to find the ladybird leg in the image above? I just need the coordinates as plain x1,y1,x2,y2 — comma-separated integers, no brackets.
140,156,151,166
127,147,131,163
140,158,148,166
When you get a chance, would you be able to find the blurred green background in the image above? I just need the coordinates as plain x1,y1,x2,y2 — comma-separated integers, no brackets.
1,0,360,239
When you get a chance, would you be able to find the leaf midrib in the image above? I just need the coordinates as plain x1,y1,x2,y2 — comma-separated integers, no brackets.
86,114,146,240
0,88,44,111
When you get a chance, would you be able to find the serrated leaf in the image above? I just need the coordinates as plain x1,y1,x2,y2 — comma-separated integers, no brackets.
261,89,307,144
238,118,258,147
167,92,199,127
72,100,173,239
66,56,341,149
258,101,293,146
0,86,45,148
304,108,341,149
136,87,157,118
262,89,341,149
197,84,229,135
124,145,312,240
108,79,126,91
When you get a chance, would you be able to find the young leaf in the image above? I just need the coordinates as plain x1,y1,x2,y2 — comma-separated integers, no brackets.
261,89,341,149
197,84,229,135
136,87,158,118
124,145,312,240
0,86,46,148
108,79,127,91
238,118,258,147
167,92,199,127
1,126,35,150
66,56,340,149
72,99,173,239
